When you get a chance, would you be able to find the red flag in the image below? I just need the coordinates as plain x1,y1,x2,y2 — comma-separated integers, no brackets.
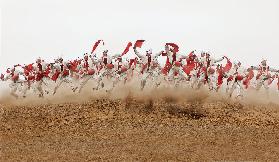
166,43,179,53
91,40,104,54
134,40,145,48
222,56,232,73
122,42,133,56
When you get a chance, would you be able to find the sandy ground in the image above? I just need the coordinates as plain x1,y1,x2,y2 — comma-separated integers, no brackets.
1,87,279,161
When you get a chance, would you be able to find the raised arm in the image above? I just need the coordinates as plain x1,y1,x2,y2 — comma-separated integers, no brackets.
154,51,164,58
214,56,225,63
178,54,189,61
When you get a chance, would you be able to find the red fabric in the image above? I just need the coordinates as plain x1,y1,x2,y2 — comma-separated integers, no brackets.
247,69,255,80
196,66,202,78
165,57,170,65
227,75,234,82
217,67,224,87
91,40,104,54
161,62,172,75
174,61,182,67
222,56,232,73
183,58,196,75
70,61,79,73
256,73,261,80
243,69,254,89
27,64,33,72
236,75,244,81
12,74,19,81
43,67,51,77
161,67,169,75
161,52,167,56
62,70,69,77
36,72,44,81
27,75,35,81
51,71,60,81
129,58,137,68
24,68,30,76
134,40,145,48
122,42,133,56
266,75,275,85
217,75,223,87
166,43,179,53
268,77,274,85
121,66,128,73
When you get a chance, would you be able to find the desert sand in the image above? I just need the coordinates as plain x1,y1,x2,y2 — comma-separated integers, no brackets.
1,87,279,161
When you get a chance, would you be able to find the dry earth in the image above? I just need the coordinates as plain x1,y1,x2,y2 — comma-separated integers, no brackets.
1,88,279,161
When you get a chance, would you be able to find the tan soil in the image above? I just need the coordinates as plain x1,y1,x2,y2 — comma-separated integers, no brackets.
1,89,279,161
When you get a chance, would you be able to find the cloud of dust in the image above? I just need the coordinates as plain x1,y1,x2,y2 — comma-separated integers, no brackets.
0,78,278,107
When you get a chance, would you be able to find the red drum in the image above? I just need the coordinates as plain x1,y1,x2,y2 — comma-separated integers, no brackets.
87,69,95,75
106,64,114,69
227,75,233,82
208,68,215,74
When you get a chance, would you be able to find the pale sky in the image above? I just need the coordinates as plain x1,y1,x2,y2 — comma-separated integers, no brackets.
1,0,279,71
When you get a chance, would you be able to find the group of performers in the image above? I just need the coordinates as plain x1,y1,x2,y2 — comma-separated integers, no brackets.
1,40,278,99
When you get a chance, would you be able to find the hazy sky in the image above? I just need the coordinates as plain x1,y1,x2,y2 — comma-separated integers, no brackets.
1,0,279,71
